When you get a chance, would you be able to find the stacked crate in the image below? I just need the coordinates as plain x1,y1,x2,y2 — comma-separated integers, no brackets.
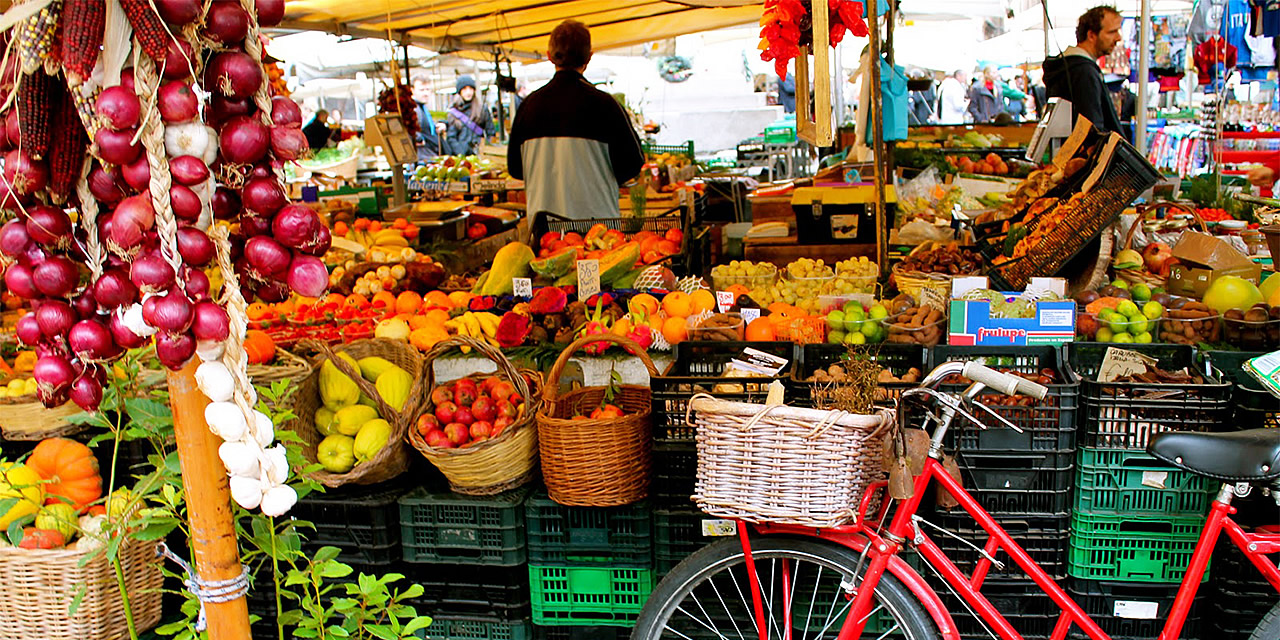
1066,343,1229,639
398,486,533,640
924,346,1079,640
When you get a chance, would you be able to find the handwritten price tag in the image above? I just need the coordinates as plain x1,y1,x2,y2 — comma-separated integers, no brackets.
577,259,601,301
512,278,532,299
716,290,736,312
740,307,761,324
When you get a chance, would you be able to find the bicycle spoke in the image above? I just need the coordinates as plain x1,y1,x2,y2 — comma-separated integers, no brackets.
685,585,734,640
708,570,749,640
727,558,759,638
670,604,732,640
802,565,823,640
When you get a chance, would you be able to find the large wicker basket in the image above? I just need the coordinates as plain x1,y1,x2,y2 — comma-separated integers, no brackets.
0,536,163,639
407,336,542,495
690,394,892,528
288,339,425,487
0,395,83,441
536,333,657,507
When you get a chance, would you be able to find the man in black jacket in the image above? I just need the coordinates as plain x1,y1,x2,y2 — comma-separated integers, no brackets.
507,20,644,221
1043,6,1124,134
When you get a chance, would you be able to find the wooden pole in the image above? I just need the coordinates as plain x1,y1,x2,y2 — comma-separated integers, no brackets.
868,0,888,270
167,362,251,640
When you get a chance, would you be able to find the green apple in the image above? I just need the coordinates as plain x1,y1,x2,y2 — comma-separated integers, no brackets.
1116,300,1140,317
1126,314,1148,335
828,330,846,344
844,331,866,345
868,304,889,321
844,309,865,333
1096,327,1114,342
1130,283,1152,302
1134,331,1153,343
860,321,880,338
1111,279,1130,290
1142,301,1164,320
1111,332,1134,343
317,434,356,473
826,310,845,331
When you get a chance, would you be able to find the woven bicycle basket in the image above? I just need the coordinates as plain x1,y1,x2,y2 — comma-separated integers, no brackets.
407,336,542,495
0,536,162,639
289,338,425,487
537,333,658,507
689,394,893,528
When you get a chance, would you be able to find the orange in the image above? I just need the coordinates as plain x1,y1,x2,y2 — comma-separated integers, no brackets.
425,309,450,325
665,228,684,244
393,218,409,229
662,316,688,345
344,294,369,308
395,291,423,315
274,298,298,315
353,218,370,231
369,220,383,232
333,221,349,237
726,284,750,299
322,293,345,308
447,291,472,309
371,291,396,308
629,293,660,318
408,315,432,330
424,291,451,309
246,302,271,322
662,291,693,319
745,317,777,341
689,289,716,315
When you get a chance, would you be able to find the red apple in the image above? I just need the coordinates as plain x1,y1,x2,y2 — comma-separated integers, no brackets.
424,429,453,449
491,381,516,405
454,384,477,407
444,422,470,446
430,385,453,406
454,405,475,426
472,397,496,422
470,421,493,439
434,401,458,425
480,375,501,394
495,400,517,420
416,413,440,435
492,415,512,437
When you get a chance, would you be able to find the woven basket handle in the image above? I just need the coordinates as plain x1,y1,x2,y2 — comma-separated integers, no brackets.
542,333,660,405
300,339,399,422
1122,202,1206,251
420,336,531,410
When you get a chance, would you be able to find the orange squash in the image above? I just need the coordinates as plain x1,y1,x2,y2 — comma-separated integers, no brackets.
17,527,65,549
246,302,272,321
244,330,275,365
27,438,102,510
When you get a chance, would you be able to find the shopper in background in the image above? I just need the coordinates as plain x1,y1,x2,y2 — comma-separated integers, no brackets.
907,69,936,125
1043,5,1124,133
443,75,493,156
507,20,644,222
778,74,796,113
937,69,969,124
1002,75,1028,121
302,109,332,152
967,66,1004,123
411,74,440,160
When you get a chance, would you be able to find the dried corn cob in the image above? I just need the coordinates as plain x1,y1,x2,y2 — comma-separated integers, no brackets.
47,82,86,203
14,0,62,75
119,0,171,62
60,0,105,82
17,71,52,161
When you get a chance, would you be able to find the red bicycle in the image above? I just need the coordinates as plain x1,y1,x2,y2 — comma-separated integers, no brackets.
631,360,1280,640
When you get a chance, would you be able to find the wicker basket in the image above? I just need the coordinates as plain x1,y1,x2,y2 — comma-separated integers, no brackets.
407,336,542,495
288,339,425,487
890,264,956,301
536,333,658,507
689,394,892,528
0,536,162,639
1115,202,1203,288
0,395,83,441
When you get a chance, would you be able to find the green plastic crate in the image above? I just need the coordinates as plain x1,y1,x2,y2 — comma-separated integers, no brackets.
399,486,529,566
642,141,695,159
1068,512,1208,583
1075,448,1215,517
525,494,651,566
426,616,532,640
529,564,654,626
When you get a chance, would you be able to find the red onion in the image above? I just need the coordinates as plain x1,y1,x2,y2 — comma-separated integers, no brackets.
94,269,138,308
4,263,36,298
244,236,290,280
146,290,193,333
205,52,263,100
109,310,148,348
271,96,302,127
15,312,39,345
169,155,209,185
219,116,269,165
162,38,196,80
114,194,156,232
177,228,214,266
88,165,126,203
287,255,328,297
121,155,151,191
95,86,141,130
0,182,23,213
3,150,48,195
248,162,274,181
131,253,176,293
24,205,72,249
69,319,114,359
191,301,230,341
34,256,80,298
239,213,271,238
271,204,322,251
270,126,308,161
155,331,196,370
300,224,332,257
4,111,17,148
203,2,249,45
36,300,76,338
120,69,135,92
17,245,46,268
207,94,253,126
94,127,142,165
106,217,144,257
34,355,76,399
256,0,285,26
158,81,200,123
72,288,97,319
156,0,202,25
212,187,241,220
69,374,103,411
170,184,201,221
257,279,290,303
241,176,286,215
183,266,210,300
0,219,33,258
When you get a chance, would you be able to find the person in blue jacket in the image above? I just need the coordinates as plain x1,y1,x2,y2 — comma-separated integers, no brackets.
411,75,439,160
443,75,493,156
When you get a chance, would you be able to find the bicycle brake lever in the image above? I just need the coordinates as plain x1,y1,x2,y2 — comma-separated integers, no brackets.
966,399,1025,433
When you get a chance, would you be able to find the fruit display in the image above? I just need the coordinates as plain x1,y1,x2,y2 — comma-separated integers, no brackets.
534,225,683,278
1161,300,1220,345
895,244,982,275
688,313,744,341
824,300,891,345
0,377,39,399
412,155,502,182
942,368,1057,405
711,261,778,306
416,375,526,449
885,305,945,345
314,353,411,473
833,257,878,294
1223,304,1280,349
945,152,1015,176
1075,282,1168,343
330,218,422,264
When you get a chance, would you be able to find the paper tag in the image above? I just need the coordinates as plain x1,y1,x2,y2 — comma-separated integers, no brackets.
1140,470,1169,489
716,290,736,312
951,276,989,298
513,278,532,299
728,347,789,376
701,519,738,537
1113,600,1159,620
920,286,947,311
577,259,600,301
741,307,761,324
1081,133,1122,194
1098,347,1157,383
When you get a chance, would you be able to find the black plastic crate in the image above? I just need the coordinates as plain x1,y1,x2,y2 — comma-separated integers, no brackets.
1204,350,1280,429
399,486,529,566
426,616,533,640
651,341,795,444
1066,578,1200,640
650,443,697,508
1066,343,1230,449
792,343,927,408
292,480,411,566
923,512,1069,580
936,577,1062,640
653,508,709,576
531,625,628,640
941,450,1074,517
525,493,652,566
402,563,530,621
929,346,1078,452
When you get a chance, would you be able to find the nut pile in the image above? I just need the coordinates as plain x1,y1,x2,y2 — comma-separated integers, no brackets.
1160,300,1220,345
1223,304,1280,350
689,313,742,341
886,306,945,345
897,245,981,275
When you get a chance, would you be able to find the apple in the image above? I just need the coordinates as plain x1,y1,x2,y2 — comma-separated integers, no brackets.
470,421,493,439
491,381,516,404
424,429,453,449
430,385,453,406
454,384,477,407
416,413,440,435
434,401,458,425
492,415,512,437
444,422,470,446
454,406,475,426
495,400,517,420
472,397,496,422
480,376,501,394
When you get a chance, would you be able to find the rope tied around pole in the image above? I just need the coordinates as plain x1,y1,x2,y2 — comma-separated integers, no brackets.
157,542,250,632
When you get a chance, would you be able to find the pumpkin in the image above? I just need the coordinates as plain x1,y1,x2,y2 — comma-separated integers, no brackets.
18,527,65,549
12,351,36,373
246,302,272,321
244,330,275,365
27,438,102,510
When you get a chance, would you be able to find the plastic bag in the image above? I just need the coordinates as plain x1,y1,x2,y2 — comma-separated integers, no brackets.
897,219,954,246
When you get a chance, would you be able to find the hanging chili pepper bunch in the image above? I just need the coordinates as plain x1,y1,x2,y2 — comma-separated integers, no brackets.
0,0,301,516
377,84,420,141
760,0,869,80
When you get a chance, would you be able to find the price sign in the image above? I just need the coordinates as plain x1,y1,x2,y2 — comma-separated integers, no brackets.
716,290,736,312
1098,347,1157,383
577,260,600,301
513,278,532,299
919,286,947,311
473,179,508,192
741,307,761,324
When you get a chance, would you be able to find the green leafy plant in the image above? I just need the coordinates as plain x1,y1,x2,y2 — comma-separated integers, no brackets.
280,546,432,639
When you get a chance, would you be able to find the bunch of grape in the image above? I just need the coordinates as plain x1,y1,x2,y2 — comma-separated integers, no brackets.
831,257,879,294
710,260,777,305
770,259,835,314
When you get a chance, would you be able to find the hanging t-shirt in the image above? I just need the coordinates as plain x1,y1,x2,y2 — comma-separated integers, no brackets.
1222,0,1257,66
1251,0,1280,37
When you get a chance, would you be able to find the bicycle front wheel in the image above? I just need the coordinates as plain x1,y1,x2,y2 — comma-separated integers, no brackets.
632,536,939,640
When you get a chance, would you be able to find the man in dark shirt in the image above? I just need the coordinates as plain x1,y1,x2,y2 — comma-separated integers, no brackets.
507,20,644,220
1043,6,1124,134
302,109,331,152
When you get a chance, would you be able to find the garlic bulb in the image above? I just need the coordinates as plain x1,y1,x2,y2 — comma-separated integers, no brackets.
121,304,157,337
204,401,247,441
260,484,297,517
263,444,288,485
165,122,211,158
252,410,274,448
218,440,261,478
229,475,263,510
195,362,234,402
200,126,219,165
197,339,226,362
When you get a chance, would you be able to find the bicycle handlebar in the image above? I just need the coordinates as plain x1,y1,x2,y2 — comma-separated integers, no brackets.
961,362,1049,400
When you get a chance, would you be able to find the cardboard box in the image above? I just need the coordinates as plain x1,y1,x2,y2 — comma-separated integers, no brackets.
1166,231,1261,298
948,277,1077,346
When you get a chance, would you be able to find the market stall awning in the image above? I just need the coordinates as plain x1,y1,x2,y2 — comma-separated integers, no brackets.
280,0,764,60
